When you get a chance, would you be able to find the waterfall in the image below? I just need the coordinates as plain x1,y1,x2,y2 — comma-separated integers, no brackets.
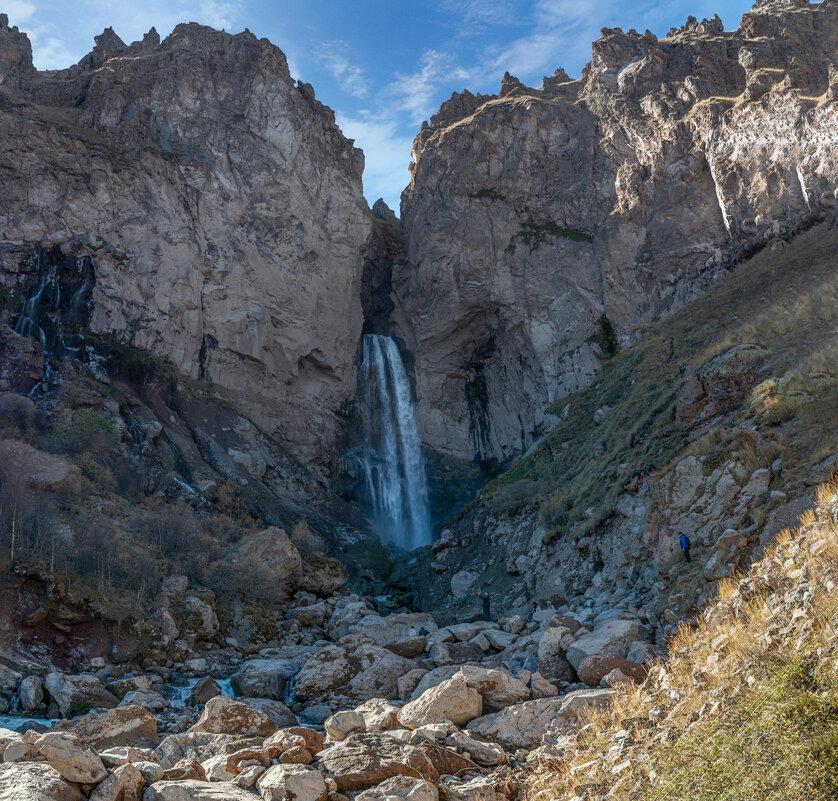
12,248,95,393
355,334,432,550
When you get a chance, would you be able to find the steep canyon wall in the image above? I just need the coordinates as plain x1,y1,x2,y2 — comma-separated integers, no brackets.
398,0,838,463
0,18,371,474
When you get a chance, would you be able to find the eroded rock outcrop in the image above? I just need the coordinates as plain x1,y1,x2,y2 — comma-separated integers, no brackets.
0,16,370,473
398,0,838,463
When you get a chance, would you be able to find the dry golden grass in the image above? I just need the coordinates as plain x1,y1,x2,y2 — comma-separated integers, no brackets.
528,487,838,801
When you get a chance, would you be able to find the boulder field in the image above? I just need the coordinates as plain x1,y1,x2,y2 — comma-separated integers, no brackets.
0,591,657,800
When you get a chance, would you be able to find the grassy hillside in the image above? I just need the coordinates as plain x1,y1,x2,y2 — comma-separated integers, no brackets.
478,220,838,540
529,481,838,800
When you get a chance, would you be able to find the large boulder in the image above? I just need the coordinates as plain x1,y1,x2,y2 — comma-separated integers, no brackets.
438,775,503,801
346,614,438,645
399,670,429,702
106,676,157,700
446,622,495,642
467,691,615,749
481,630,517,650
385,638,428,659
704,528,749,580
156,732,262,769
189,677,221,706
143,781,256,800
257,763,327,801
316,733,439,791
536,627,565,663
355,698,401,731
19,676,43,712
325,710,366,742
89,763,145,801
529,672,558,699
326,598,375,640
409,667,461,700
200,754,236,782
264,727,324,756
453,666,529,712
295,642,416,701
229,658,299,699
536,627,580,682
445,732,506,767
52,706,157,750
449,571,477,599
356,775,439,801
35,731,108,784
555,688,617,719
3,740,40,762
120,688,169,712
99,746,159,767
238,697,297,729
398,677,482,729
625,641,667,665
229,527,302,584
565,620,641,670
289,603,329,628
0,439,82,494
44,672,119,717
189,696,278,737
576,654,647,687
0,762,85,801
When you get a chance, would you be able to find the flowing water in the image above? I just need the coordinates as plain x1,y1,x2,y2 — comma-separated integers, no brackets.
166,676,236,708
354,334,432,550
12,248,95,393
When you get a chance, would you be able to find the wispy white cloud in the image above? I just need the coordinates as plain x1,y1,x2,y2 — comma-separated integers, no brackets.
26,28,79,67
387,49,474,123
4,0,37,25
436,0,523,30
337,110,416,209
316,39,368,98
488,0,618,80
196,0,238,30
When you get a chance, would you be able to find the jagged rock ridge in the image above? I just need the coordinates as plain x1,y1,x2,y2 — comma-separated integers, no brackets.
398,0,838,463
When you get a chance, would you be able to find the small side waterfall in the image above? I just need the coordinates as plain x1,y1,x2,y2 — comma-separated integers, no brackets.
354,334,432,550
12,248,95,392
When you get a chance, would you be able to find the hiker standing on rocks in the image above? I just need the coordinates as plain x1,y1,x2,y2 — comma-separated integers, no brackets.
479,590,492,621
679,533,691,562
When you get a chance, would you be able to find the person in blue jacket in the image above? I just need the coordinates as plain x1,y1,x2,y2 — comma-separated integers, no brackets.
679,533,691,562
479,590,492,621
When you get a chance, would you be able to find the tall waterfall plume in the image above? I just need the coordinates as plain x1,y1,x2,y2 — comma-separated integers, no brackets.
354,334,432,550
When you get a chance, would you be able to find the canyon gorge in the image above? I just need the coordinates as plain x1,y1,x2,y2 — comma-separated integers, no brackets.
0,0,836,799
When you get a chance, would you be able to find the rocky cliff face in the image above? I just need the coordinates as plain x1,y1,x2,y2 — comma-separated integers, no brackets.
0,16,370,473
412,216,838,633
398,0,838,463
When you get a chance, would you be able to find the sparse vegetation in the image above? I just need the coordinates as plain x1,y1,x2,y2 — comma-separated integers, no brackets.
593,313,619,359
468,188,507,202
506,221,594,254
530,486,838,800
41,408,118,457
476,220,838,545
101,337,177,389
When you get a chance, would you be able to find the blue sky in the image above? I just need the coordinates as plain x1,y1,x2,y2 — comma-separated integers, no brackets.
6,0,754,210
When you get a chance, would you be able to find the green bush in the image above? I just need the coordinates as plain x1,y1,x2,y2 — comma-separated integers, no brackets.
42,409,117,456
539,490,569,531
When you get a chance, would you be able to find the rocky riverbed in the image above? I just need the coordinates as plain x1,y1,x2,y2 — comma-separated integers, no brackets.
0,584,665,800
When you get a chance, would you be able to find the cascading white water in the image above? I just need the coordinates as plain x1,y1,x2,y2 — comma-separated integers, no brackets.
355,334,432,550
